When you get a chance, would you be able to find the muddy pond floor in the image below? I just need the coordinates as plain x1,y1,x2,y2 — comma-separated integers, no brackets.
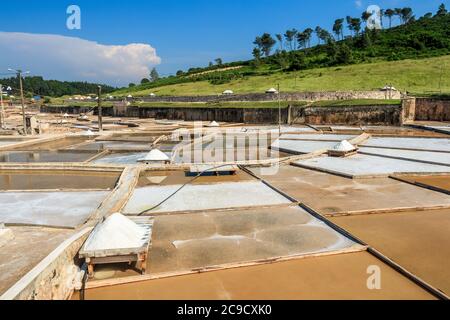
249,165,450,215
0,170,120,190
77,251,435,300
392,174,450,194
330,208,450,295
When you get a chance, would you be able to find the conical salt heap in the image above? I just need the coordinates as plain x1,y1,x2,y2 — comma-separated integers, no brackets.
332,140,356,152
207,121,220,128
84,129,95,136
83,213,146,251
139,148,170,162
328,140,358,157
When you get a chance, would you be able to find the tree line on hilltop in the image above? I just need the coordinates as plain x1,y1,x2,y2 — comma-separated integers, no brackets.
250,3,449,70
0,76,116,98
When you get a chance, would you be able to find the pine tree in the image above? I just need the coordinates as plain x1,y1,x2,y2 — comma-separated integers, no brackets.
150,68,160,82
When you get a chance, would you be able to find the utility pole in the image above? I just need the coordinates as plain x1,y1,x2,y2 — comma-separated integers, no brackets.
97,86,103,133
0,84,4,129
8,69,29,136
19,73,26,135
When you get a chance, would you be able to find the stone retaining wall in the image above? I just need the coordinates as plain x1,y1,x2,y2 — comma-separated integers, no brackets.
138,107,245,122
414,98,450,121
291,105,402,125
42,104,402,125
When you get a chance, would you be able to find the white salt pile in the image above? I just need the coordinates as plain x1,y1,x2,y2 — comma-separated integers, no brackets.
207,121,220,128
84,129,95,136
139,149,170,162
83,213,146,251
331,140,356,152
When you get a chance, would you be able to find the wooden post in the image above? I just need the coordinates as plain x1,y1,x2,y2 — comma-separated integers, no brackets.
97,86,103,133
86,258,95,278
18,72,27,136
287,104,292,125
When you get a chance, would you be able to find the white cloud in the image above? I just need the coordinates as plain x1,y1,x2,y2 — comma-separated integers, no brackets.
0,32,161,86
355,0,363,8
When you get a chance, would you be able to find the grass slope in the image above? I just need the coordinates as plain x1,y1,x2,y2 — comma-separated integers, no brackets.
114,55,450,97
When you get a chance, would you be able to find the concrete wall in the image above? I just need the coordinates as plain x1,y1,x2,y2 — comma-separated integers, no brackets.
138,90,401,103
414,98,450,121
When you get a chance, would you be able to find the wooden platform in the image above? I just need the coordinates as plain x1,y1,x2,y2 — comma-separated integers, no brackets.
328,149,358,158
79,216,154,278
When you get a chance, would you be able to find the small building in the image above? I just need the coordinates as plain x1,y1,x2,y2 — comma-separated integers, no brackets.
381,85,397,91
266,88,278,94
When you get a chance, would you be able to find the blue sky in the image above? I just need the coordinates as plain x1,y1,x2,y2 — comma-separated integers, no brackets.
0,0,447,85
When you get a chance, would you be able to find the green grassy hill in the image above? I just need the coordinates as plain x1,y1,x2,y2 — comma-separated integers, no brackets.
113,55,450,97
112,12,450,97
